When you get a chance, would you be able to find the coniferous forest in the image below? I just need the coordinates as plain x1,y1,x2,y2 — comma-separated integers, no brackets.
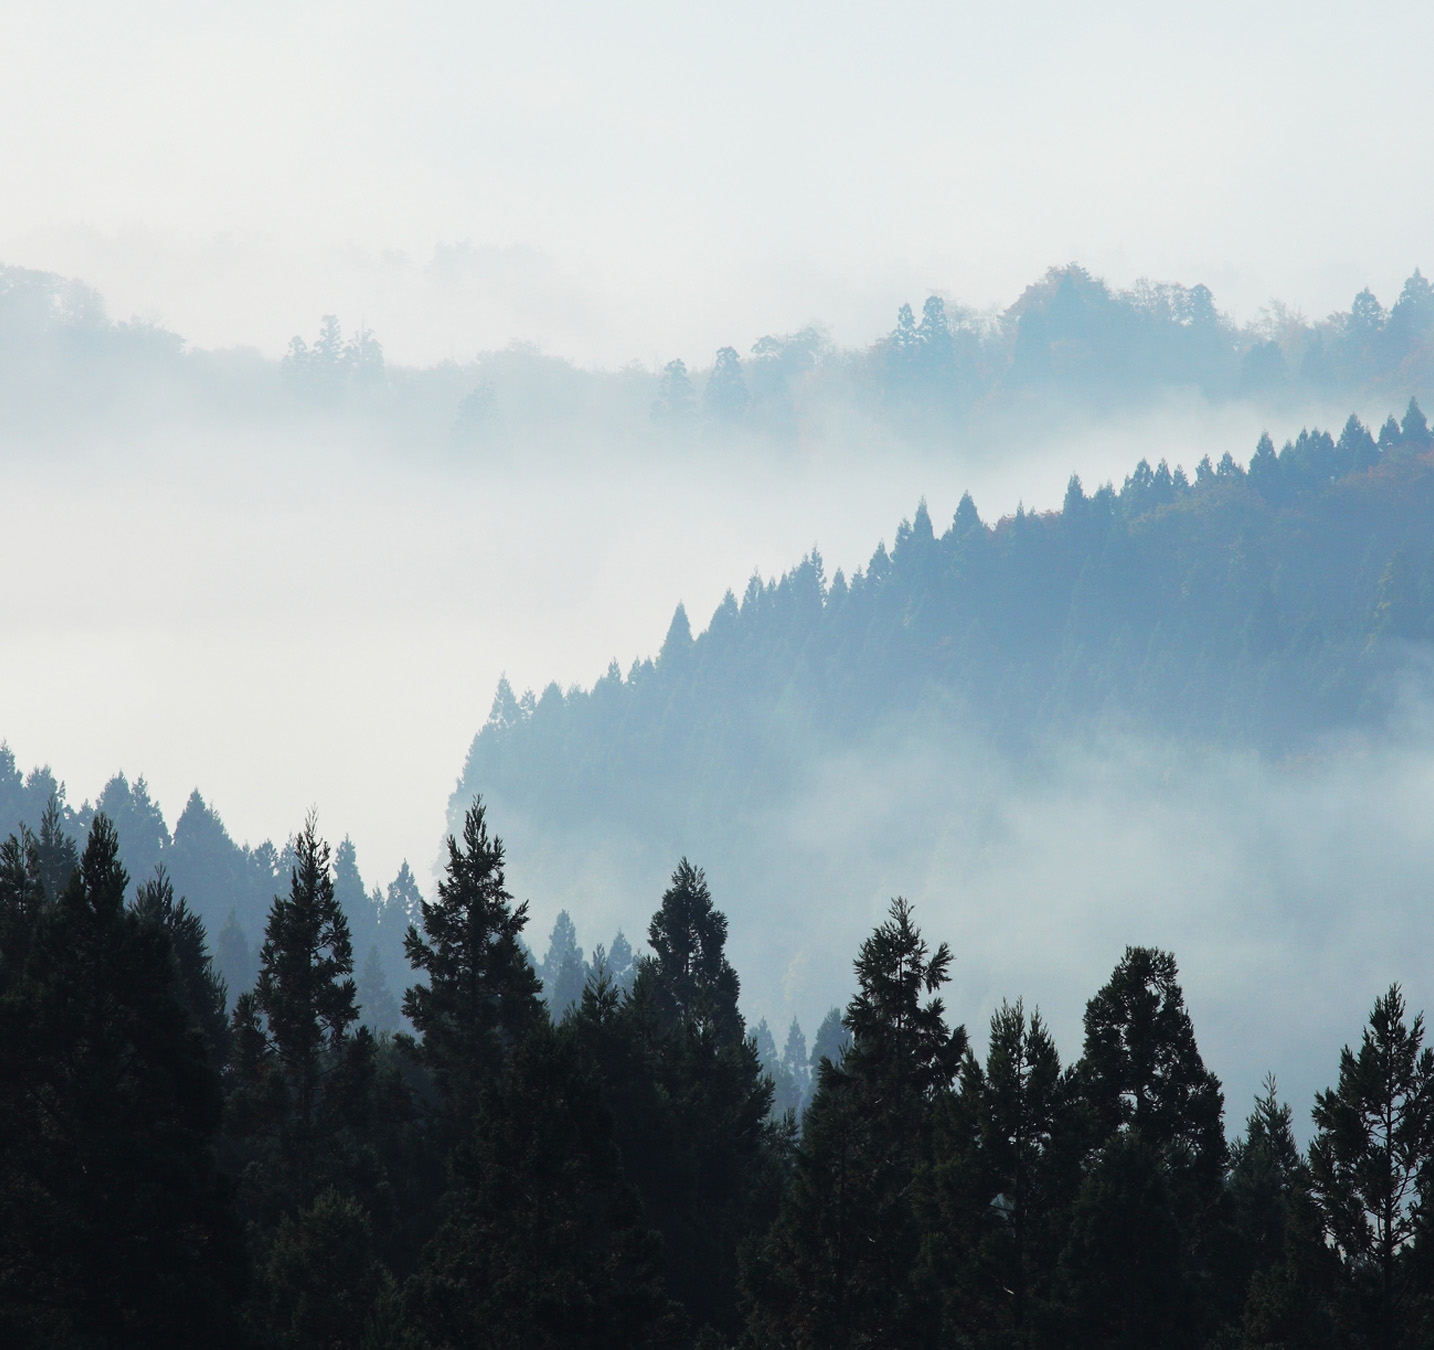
11,401,1434,1346
460,400,1434,848
11,3,1434,1343
4,788,1434,1348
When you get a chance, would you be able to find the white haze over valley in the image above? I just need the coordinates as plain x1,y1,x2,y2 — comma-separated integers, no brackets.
7,387,1433,1133
6,0,1434,1137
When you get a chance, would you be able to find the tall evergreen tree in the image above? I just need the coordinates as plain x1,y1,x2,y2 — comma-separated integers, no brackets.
254,815,359,1124
636,858,742,1046
0,825,44,996
35,793,78,902
745,899,964,1349
0,816,242,1346
1309,983,1434,1345
402,1018,684,1349
403,797,543,1118
1078,945,1226,1181
540,909,586,1017
132,867,230,1062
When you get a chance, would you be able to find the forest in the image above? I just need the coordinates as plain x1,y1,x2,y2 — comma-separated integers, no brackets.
2,262,1432,451
458,399,1434,851
4,789,1434,1349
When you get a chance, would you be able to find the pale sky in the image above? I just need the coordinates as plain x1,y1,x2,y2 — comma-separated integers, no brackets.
3,0,1431,365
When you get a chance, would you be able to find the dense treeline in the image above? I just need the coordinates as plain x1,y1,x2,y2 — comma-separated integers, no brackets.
0,750,420,1034
4,260,1432,447
459,400,1434,850
3,796,1434,1347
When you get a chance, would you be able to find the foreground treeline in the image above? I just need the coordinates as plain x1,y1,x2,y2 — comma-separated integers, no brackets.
3,799,1434,1349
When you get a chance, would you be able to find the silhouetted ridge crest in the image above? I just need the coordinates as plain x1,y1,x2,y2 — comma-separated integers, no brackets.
456,402,1434,840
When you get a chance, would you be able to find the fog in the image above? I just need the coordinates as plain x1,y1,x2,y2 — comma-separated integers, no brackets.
5,0,1433,364
2,390,1277,890
8,373,1434,1133
488,675,1434,1142
7,0,1434,1142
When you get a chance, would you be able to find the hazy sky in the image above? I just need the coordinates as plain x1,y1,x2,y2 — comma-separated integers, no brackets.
5,0,1434,1118
4,0,1432,365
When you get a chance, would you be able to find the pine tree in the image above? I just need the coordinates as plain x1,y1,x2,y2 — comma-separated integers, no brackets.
36,793,78,902
980,998,1064,1331
745,899,964,1349
0,825,44,996
403,797,543,1117
1078,946,1225,1182
810,1005,851,1073
780,1017,811,1115
540,909,586,1017
1309,984,1434,1344
358,943,400,1034
0,815,243,1345
402,1019,684,1349
1055,1132,1193,1350
254,815,359,1124
704,346,749,424
635,858,742,1046
132,867,230,1062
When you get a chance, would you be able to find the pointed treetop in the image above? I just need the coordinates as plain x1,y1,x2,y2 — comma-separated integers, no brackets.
660,603,694,665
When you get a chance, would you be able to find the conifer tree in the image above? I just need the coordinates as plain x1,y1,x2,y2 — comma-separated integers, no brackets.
358,944,400,1034
0,815,242,1344
1309,983,1434,1344
780,1017,811,1116
132,866,230,1062
745,899,964,1349
403,797,543,1116
981,998,1065,1331
540,909,586,1017
1078,945,1225,1182
636,858,742,1045
254,815,359,1124
35,793,78,902
0,825,44,996
403,1018,684,1349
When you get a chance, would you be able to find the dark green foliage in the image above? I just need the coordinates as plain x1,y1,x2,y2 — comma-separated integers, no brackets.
973,1000,1065,1332
403,1019,684,1349
132,866,231,1062
1053,1132,1192,1350
1078,946,1226,1181
260,1188,388,1349
255,815,360,1124
37,792,79,902
1309,984,1434,1344
636,857,742,1046
745,899,964,1349
18,770,1434,1349
569,867,779,1341
0,815,243,1346
402,797,543,1117
0,825,44,996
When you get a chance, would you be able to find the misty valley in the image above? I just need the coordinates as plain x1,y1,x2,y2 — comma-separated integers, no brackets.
8,257,1434,1349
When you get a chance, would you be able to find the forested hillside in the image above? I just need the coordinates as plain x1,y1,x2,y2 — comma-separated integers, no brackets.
4,795,1434,1347
458,399,1434,849
4,260,1433,447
